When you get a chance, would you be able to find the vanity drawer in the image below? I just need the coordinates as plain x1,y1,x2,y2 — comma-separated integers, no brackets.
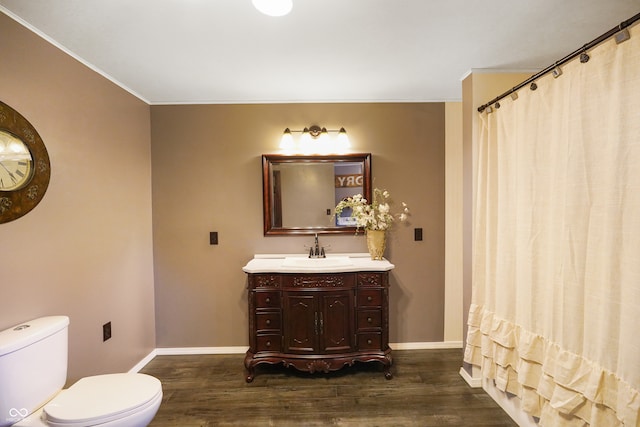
357,332,382,350
357,289,382,308
256,334,282,352
254,291,280,309
357,310,381,330
256,312,281,332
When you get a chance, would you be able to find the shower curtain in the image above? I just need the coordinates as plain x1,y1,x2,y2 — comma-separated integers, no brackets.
464,23,640,426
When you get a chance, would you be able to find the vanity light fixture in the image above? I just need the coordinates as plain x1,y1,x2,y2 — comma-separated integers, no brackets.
279,125,350,154
252,0,292,17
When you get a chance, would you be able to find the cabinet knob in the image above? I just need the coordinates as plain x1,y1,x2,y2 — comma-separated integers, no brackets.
266,319,271,325
266,340,271,347
367,317,373,323
367,339,372,345
367,296,373,302
265,297,271,304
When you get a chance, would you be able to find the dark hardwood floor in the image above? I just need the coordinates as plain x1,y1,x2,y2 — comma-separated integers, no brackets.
140,349,516,426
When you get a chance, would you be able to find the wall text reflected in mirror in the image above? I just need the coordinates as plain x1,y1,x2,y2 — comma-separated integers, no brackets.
262,153,371,235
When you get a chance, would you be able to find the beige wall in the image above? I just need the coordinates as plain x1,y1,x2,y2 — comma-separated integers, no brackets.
0,13,156,383
151,103,446,347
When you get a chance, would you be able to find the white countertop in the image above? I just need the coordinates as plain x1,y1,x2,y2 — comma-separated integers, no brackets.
242,253,395,274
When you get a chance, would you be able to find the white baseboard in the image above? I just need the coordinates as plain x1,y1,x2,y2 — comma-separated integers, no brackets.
129,349,158,373
390,341,463,350
155,346,249,355
459,366,482,388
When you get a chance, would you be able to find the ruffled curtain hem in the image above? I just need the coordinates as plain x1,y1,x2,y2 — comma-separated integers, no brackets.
464,304,640,427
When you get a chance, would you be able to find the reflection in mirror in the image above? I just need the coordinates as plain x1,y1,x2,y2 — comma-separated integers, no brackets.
262,153,371,235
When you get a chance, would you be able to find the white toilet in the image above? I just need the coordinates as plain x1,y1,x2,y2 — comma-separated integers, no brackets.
0,316,162,427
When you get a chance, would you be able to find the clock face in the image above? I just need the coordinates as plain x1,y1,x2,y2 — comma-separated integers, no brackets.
0,130,34,191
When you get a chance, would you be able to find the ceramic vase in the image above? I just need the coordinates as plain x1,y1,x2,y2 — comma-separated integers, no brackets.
366,229,386,260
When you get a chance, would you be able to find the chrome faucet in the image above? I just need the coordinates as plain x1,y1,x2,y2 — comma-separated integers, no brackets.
308,233,326,258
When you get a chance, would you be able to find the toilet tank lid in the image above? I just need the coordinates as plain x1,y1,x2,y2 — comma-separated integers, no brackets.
0,316,69,356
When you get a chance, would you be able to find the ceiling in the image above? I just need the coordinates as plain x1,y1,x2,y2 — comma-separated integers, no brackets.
1,0,638,105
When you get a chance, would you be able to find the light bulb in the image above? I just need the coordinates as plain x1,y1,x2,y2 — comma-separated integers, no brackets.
336,128,350,153
279,128,295,152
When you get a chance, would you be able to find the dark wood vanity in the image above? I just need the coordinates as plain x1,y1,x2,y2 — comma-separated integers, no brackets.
243,257,393,382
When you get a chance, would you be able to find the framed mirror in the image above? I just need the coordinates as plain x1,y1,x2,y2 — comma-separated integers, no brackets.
262,153,371,235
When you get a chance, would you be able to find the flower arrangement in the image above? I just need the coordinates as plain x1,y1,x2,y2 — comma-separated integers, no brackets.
334,188,409,232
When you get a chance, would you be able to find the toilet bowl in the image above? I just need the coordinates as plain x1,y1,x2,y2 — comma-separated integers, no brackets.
0,316,162,427
15,373,162,427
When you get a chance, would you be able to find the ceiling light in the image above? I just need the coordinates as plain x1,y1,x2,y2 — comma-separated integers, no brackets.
252,0,292,17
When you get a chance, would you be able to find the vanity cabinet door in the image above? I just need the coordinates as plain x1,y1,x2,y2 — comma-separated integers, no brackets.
283,292,318,354
319,291,355,354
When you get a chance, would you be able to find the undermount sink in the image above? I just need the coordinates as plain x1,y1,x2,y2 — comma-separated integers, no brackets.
281,256,354,268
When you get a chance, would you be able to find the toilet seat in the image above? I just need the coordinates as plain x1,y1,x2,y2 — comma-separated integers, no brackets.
42,373,162,427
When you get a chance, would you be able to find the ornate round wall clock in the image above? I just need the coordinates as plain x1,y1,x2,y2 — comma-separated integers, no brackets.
0,101,51,224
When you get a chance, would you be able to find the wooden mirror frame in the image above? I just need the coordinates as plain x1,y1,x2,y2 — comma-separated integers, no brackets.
262,153,371,236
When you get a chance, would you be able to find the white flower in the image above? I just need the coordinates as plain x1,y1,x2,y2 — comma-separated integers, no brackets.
334,188,410,233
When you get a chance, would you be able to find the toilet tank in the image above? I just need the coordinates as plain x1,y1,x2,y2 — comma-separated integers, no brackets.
0,316,69,427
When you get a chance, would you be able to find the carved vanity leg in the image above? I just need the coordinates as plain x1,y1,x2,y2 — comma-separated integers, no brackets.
245,366,255,383
384,365,393,380
244,353,256,383
383,353,393,379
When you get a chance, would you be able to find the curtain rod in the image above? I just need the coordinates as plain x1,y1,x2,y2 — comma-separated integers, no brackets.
477,12,640,113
